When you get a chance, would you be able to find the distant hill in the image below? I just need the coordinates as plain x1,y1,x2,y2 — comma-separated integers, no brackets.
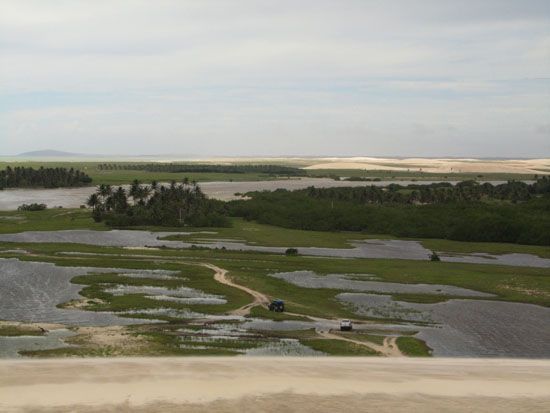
16,150,90,157
13,150,198,159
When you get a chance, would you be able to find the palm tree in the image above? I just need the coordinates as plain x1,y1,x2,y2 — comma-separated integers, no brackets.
98,184,112,199
129,179,141,205
86,193,100,211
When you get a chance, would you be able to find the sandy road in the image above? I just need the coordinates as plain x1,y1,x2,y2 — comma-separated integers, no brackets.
202,263,404,356
201,263,270,315
0,357,549,412
317,330,403,357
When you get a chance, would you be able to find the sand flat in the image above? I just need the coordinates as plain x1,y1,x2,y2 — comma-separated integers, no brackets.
1,357,549,412
302,157,550,174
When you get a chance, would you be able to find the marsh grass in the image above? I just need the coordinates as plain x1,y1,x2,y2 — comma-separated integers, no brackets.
0,325,44,337
396,336,432,357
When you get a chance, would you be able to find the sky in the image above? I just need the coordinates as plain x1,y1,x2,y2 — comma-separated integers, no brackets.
1,0,549,157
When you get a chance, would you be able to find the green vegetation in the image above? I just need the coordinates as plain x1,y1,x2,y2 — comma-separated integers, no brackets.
1,236,549,357
2,163,549,357
262,329,379,355
3,208,548,259
332,331,388,346
396,336,432,357
300,178,550,204
0,161,302,185
2,161,543,186
355,333,386,346
17,203,47,212
0,166,91,189
164,217,377,248
248,306,310,321
0,209,105,234
88,181,229,227
307,168,542,182
65,263,251,317
303,338,379,356
3,239,549,309
228,180,550,246
0,325,45,336
420,238,550,259
98,163,306,176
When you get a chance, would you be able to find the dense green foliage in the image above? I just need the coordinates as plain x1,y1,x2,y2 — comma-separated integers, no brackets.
303,177,550,204
97,163,306,176
17,203,47,211
343,176,382,182
228,179,550,245
0,166,92,189
88,180,229,227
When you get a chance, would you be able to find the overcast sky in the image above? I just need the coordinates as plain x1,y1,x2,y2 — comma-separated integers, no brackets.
1,0,549,157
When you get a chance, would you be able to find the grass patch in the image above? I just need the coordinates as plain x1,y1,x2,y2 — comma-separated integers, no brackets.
421,238,550,259
0,325,45,337
2,208,548,264
302,338,379,356
4,240,550,310
247,306,310,321
335,331,386,346
0,209,105,234
164,217,380,248
396,336,432,357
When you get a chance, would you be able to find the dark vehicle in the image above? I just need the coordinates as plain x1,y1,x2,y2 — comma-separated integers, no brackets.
268,299,285,312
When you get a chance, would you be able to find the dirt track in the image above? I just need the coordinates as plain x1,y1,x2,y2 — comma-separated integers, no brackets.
318,330,403,357
203,263,403,356
202,263,270,315
1,357,549,412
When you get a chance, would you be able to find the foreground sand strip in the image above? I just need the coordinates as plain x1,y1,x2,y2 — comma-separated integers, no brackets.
1,357,549,412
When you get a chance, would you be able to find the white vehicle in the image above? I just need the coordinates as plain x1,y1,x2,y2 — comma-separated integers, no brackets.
340,319,353,331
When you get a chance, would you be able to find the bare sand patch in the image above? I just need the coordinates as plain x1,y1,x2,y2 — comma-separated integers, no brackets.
1,357,549,412
68,326,145,350
302,157,550,174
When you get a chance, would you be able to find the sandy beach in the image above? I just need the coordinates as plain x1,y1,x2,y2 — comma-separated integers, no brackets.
1,357,549,412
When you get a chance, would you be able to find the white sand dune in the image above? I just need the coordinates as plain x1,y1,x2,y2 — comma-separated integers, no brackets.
1,357,549,412
155,156,550,174
301,157,550,174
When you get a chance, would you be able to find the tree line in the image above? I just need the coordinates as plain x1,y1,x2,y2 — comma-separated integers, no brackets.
227,178,550,246
300,178,550,205
0,166,92,189
96,163,306,176
87,180,229,227
84,176,550,245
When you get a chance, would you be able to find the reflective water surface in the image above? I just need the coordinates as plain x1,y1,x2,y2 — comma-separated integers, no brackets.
338,293,550,358
0,258,175,326
1,229,549,267
1,179,505,210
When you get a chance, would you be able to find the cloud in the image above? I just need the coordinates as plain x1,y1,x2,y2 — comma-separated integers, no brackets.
0,0,549,156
